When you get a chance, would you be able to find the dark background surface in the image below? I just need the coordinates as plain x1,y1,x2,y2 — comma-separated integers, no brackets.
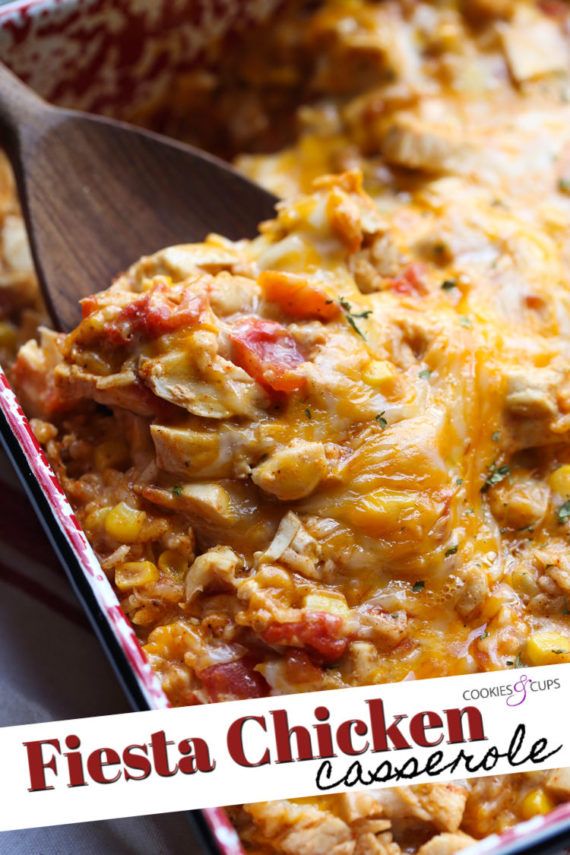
0,452,210,854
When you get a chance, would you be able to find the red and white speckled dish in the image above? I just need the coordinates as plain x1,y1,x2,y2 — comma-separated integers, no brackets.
0,2,569,853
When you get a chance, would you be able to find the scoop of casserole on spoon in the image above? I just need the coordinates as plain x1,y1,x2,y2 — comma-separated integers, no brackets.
0,63,277,332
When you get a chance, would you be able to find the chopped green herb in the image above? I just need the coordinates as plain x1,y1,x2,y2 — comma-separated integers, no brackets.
339,298,371,339
172,485,183,497
419,368,431,380
456,477,464,485
441,279,457,291
445,544,458,556
559,177,570,194
480,630,489,640
305,406,312,419
551,648,566,655
412,580,425,592
557,500,570,523
375,411,388,429
459,316,472,328
481,462,510,493
506,660,513,666
492,431,501,442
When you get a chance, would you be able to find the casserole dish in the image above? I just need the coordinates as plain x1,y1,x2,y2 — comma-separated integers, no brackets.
1,1,570,853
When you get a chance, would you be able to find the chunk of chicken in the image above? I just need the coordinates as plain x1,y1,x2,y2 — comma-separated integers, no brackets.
381,116,466,173
139,329,268,419
372,785,468,833
245,801,354,855
546,768,570,798
141,482,236,525
259,511,323,579
151,422,258,479
252,440,328,501
488,477,549,530
499,15,568,83
455,567,489,619
185,546,243,602
416,832,475,855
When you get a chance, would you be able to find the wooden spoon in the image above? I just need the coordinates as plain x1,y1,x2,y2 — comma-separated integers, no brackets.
0,64,278,331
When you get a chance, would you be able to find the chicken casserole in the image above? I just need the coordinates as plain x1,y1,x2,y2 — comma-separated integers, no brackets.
4,0,570,852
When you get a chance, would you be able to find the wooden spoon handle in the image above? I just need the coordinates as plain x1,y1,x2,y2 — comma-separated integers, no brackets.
0,64,47,156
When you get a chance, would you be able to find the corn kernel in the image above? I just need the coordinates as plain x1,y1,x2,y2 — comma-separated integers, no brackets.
0,321,17,351
510,566,540,597
362,360,396,391
549,465,570,496
525,632,570,666
84,506,111,532
304,592,350,616
158,549,189,577
104,502,146,543
94,439,129,471
520,788,555,820
115,561,158,590
480,594,504,622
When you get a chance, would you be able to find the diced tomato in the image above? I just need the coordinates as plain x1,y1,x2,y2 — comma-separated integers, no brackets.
283,649,323,684
198,659,270,702
118,282,206,340
388,263,428,296
229,317,306,393
80,295,99,318
259,270,341,321
86,281,206,346
263,611,348,664
539,0,568,20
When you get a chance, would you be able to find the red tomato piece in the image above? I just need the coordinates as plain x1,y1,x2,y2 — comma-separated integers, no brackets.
539,0,568,19
118,282,205,340
259,270,341,321
84,281,206,346
263,612,348,664
80,295,99,318
198,660,269,702
389,263,428,296
283,649,323,684
229,317,306,393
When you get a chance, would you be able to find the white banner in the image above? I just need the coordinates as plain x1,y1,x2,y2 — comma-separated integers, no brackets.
0,664,568,831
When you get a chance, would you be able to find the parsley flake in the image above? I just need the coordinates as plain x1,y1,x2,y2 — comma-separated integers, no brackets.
172,485,183,497
481,462,510,493
305,406,312,419
412,580,425,592
441,279,457,291
460,316,472,328
375,412,388,429
559,177,570,194
492,431,501,442
339,298,371,339
445,544,458,556
480,630,489,640
557,500,570,524
419,368,431,380
552,648,566,655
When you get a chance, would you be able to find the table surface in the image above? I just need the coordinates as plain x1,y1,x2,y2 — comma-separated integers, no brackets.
0,450,209,854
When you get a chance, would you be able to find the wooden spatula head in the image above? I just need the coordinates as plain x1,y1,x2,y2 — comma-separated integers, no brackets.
0,65,277,331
